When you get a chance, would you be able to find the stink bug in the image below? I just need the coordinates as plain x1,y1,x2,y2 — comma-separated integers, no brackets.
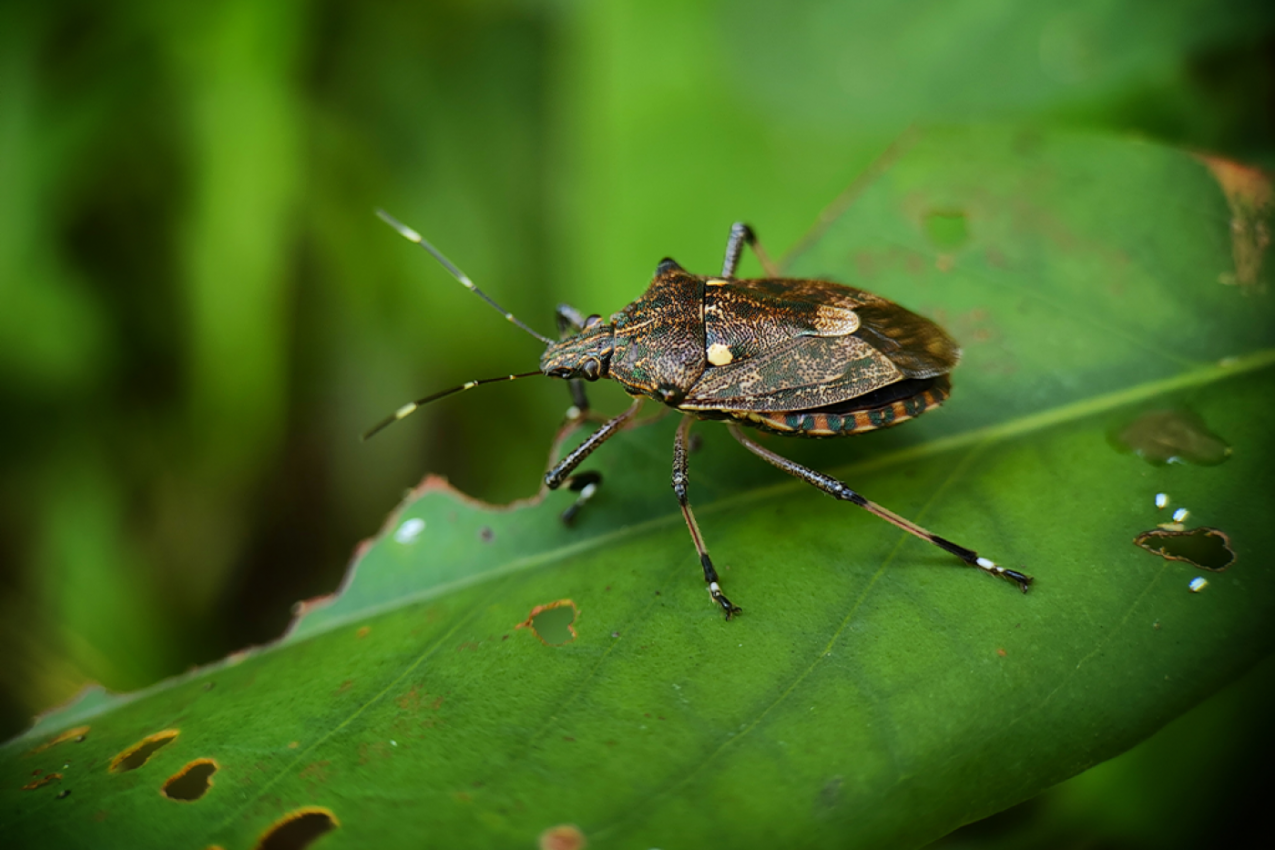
368,211,1032,618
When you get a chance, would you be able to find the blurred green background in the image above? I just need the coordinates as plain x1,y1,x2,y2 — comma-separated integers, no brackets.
1,0,1272,844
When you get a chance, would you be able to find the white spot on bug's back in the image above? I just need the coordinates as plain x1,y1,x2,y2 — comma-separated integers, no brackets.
706,278,729,286
394,518,425,544
707,342,734,366
1189,576,1208,593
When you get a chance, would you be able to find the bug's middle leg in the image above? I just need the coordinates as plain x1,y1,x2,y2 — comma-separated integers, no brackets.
727,423,1031,591
674,416,742,619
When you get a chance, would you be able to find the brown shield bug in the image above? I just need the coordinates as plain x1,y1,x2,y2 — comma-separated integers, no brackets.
367,211,1032,619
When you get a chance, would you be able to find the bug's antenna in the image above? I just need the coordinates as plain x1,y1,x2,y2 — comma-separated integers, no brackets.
362,370,544,441
376,209,554,345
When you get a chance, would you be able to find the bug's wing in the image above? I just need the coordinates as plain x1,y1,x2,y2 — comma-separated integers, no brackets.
682,279,959,412
721,278,960,379
681,333,905,412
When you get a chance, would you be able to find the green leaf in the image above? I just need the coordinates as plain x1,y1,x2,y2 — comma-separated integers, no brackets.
4,127,1273,849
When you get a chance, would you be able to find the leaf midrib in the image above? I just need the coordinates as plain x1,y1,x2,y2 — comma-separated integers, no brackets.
11,347,1272,750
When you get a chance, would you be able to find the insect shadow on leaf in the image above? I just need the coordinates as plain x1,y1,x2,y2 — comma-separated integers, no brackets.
366,211,1031,618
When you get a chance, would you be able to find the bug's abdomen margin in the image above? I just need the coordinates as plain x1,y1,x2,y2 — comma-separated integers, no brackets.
723,375,952,437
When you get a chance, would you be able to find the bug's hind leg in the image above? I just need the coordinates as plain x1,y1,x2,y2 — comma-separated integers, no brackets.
727,423,1031,591
675,416,742,619
722,223,779,278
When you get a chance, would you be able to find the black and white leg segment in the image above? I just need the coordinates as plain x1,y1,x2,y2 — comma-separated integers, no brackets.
722,222,780,278
727,423,1032,592
545,397,642,496
675,416,742,618
558,471,602,525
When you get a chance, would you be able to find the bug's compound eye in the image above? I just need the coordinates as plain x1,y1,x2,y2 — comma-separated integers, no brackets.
582,358,602,381
583,314,602,329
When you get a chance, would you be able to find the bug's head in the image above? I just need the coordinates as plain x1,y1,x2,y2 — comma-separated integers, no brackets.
540,315,615,382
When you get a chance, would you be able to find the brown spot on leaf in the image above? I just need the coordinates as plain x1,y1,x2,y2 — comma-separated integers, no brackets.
356,626,370,639
1116,410,1231,466
539,824,587,850
996,648,1007,657
253,806,339,850
162,758,218,801
297,761,331,784
1135,527,1236,572
1197,154,1272,289
21,772,62,790
516,600,579,646
29,725,90,754
110,730,179,772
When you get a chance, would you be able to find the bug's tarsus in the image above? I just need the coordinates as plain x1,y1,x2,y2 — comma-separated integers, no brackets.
675,416,741,618
727,423,1032,590
559,470,602,525
362,371,542,440
375,208,553,345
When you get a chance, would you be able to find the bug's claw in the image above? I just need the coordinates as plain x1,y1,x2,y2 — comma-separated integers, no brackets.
708,582,742,619
1005,569,1033,593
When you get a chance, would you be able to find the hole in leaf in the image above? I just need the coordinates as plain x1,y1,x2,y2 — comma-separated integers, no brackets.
254,806,339,850
539,824,586,850
923,210,969,251
110,730,179,773
162,758,218,801
29,725,90,754
21,772,62,790
516,600,578,646
1114,410,1231,465
1135,527,1236,571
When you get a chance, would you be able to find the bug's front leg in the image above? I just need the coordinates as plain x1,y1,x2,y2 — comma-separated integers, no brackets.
555,304,593,418
545,398,643,524
674,416,742,619
728,423,1032,591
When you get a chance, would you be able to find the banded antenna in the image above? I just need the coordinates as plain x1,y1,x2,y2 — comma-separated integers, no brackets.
375,209,553,344
363,210,551,440
362,371,542,440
